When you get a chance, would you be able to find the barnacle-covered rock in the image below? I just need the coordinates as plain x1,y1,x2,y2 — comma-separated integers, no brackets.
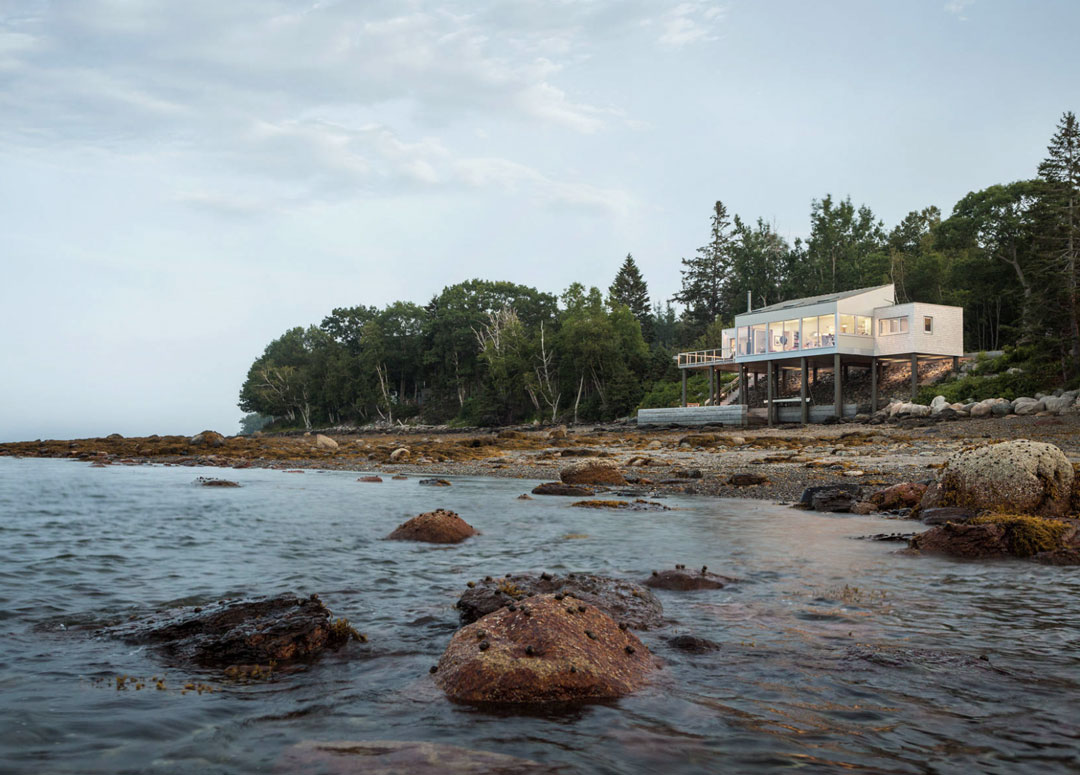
387,509,476,544
559,459,626,486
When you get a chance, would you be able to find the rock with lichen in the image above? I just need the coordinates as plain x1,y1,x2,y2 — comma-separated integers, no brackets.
559,459,627,486
531,482,600,496
387,509,477,544
189,430,225,448
434,593,652,703
456,573,662,629
869,482,927,510
101,594,361,669
909,514,1079,562
920,439,1074,517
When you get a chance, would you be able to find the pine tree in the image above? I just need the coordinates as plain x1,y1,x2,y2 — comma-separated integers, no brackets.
608,253,652,341
1037,111,1080,362
673,200,734,334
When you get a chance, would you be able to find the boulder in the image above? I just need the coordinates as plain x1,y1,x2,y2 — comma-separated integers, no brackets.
811,487,859,513
910,515,1077,561
531,482,600,496
276,740,558,775
850,501,876,515
387,509,476,544
418,478,452,487
315,434,339,450
546,425,568,440
644,565,735,590
1042,395,1073,414
920,439,1074,517
727,473,768,487
1012,398,1043,416
434,593,653,703
456,573,663,629
930,395,949,414
666,635,720,653
357,475,383,483
678,433,718,447
101,594,361,669
196,477,240,487
559,459,627,486
869,482,927,510
798,483,861,510
190,430,225,448
990,400,1013,417
969,399,995,418
389,447,410,462
571,499,670,511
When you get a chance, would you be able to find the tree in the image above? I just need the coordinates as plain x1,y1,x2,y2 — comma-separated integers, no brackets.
1037,111,1080,362
608,253,652,341
673,201,734,335
799,195,887,294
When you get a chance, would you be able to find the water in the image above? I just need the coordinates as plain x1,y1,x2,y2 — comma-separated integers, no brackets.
0,457,1078,774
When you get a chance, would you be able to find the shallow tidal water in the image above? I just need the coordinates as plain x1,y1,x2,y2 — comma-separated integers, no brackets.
0,457,1078,774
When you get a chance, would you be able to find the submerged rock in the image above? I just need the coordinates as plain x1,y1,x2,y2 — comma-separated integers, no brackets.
909,515,1078,561
666,635,720,653
920,439,1074,517
195,477,240,487
276,740,563,775
435,593,652,704
644,565,735,591
456,573,663,629
532,482,601,496
418,478,452,487
102,594,361,669
387,509,477,544
570,499,670,511
559,459,627,486
357,475,383,483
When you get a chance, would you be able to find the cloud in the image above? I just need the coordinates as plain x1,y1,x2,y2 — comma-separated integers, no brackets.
657,2,725,48
944,0,976,19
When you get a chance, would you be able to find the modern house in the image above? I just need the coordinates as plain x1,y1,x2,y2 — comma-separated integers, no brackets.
640,284,963,426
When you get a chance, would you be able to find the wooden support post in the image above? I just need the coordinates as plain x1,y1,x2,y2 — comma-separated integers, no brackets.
910,354,919,402
767,361,775,427
952,355,960,376
681,369,687,407
870,356,878,413
800,357,809,424
834,353,843,418
739,365,747,406
708,367,714,406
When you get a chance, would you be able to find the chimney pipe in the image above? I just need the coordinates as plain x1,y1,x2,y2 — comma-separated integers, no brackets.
747,290,752,313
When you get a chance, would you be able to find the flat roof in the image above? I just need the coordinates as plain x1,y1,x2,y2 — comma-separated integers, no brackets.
739,284,893,316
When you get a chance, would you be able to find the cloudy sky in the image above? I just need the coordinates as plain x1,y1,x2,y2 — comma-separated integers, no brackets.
1,0,1077,441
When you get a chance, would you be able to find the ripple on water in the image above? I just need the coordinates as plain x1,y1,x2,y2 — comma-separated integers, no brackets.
0,457,1078,774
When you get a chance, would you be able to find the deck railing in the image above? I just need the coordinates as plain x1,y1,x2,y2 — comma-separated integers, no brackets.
677,349,732,368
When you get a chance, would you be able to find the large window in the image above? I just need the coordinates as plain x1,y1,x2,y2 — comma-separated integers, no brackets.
856,315,872,336
802,316,819,349
923,316,934,333
737,327,749,355
783,319,799,351
751,324,767,354
819,314,836,347
879,316,909,335
839,314,855,334
768,321,784,353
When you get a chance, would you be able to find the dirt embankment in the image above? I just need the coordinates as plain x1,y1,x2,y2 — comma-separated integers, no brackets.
5,415,1080,502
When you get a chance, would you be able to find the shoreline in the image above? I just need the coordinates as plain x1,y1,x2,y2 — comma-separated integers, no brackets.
6,414,1080,504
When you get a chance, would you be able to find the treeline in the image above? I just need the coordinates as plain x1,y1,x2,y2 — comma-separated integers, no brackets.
239,111,1079,429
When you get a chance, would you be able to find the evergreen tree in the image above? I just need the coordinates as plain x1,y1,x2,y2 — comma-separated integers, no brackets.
608,253,652,342
673,200,734,335
1037,111,1080,362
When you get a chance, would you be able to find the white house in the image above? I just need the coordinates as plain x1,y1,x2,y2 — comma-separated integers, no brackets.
668,284,963,425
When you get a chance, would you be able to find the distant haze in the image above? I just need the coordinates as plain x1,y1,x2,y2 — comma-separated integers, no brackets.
2,1,1078,441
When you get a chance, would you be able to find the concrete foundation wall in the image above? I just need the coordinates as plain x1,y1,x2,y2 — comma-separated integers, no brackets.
637,406,748,426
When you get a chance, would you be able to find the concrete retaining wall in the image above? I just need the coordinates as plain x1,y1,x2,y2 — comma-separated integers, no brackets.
637,406,748,426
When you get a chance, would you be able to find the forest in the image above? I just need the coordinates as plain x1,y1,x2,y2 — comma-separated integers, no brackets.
239,112,1079,431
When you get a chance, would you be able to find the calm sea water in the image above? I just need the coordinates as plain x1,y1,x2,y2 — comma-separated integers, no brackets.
0,457,1078,774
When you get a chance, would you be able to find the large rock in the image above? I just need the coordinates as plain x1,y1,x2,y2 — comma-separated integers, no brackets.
930,395,949,414
868,482,927,510
456,573,663,629
559,459,627,486
434,593,652,703
890,402,931,418
190,430,225,447
920,506,979,525
812,487,859,513
644,565,735,590
1013,398,1045,416
990,400,1013,417
969,399,995,418
920,439,1074,517
909,516,1078,561
276,740,560,775
389,447,410,462
315,434,339,450
387,509,477,544
102,594,360,669
798,483,861,511
1043,395,1073,414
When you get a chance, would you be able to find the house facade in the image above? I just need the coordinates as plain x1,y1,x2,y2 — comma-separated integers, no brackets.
661,284,964,426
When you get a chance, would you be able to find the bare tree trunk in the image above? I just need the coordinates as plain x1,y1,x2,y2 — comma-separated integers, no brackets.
573,375,584,425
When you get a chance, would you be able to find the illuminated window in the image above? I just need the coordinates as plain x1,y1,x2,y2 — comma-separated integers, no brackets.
856,315,872,336
751,324,767,354
924,316,933,333
878,316,909,335
818,314,836,346
839,314,855,334
802,316,819,349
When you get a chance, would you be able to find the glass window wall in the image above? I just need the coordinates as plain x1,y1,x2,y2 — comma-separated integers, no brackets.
802,316,819,349
856,315,872,336
839,314,855,334
751,324,767,354
783,319,799,351
818,313,836,347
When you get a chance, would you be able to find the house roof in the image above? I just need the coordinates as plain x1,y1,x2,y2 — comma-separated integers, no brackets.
738,284,894,316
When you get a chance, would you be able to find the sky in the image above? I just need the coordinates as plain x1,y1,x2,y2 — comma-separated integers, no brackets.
1,0,1078,442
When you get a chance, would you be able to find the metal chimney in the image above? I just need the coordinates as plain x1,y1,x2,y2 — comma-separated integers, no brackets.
747,290,752,312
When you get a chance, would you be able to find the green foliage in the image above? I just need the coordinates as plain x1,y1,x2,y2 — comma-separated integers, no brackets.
637,372,733,410
238,413,272,435
609,253,652,341
916,347,1056,404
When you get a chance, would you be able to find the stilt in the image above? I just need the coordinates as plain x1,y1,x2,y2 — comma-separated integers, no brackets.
767,361,775,427
681,369,687,407
870,356,878,413
739,365,747,406
800,357,809,424
952,355,960,376
708,367,714,406
910,354,919,402
834,353,843,418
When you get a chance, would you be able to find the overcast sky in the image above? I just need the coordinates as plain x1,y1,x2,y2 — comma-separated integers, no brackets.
1,0,1078,441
